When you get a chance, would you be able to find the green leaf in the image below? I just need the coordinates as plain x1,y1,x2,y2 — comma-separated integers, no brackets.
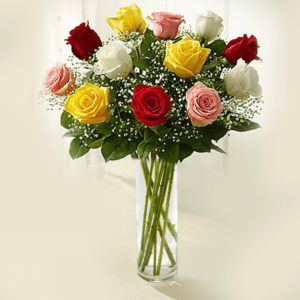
85,71,94,79
137,140,157,159
150,125,172,136
130,50,138,61
88,136,106,149
210,143,227,155
207,39,226,56
133,58,151,70
144,128,159,143
180,136,208,152
172,36,183,43
231,120,261,132
95,122,112,137
108,89,117,103
157,141,179,163
69,138,89,159
140,28,157,59
202,60,224,72
178,144,194,162
206,124,229,142
101,135,140,161
63,128,84,138
198,132,214,152
196,132,227,154
61,110,79,129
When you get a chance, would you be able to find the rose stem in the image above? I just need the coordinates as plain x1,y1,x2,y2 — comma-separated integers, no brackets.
137,155,154,265
139,157,176,267
135,47,142,74
141,162,171,272
158,223,176,266
136,47,141,60
142,158,177,242
138,158,163,268
156,163,175,275
139,159,165,269
140,155,155,252
142,162,171,271
153,226,157,275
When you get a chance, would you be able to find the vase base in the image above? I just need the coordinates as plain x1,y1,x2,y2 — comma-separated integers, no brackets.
137,266,177,282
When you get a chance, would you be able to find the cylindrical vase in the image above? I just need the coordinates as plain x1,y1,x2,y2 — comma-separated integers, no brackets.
136,153,178,282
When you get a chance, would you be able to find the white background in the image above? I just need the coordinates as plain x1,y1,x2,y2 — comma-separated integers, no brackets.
1,0,300,299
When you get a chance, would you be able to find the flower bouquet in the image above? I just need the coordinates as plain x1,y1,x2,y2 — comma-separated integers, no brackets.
41,3,262,282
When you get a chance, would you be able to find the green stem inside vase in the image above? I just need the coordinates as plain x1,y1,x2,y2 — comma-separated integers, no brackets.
140,157,177,242
156,163,175,275
137,155,177,276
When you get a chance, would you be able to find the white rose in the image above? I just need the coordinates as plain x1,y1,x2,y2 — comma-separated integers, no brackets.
224,59,262,100
195,11,224,42
94,41,132,79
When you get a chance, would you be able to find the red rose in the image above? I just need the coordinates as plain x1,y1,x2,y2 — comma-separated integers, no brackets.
65,21,102,61
223,34,260,65
131,85,171,127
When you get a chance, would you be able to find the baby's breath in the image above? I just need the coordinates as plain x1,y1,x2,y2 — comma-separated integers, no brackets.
41,27,263,147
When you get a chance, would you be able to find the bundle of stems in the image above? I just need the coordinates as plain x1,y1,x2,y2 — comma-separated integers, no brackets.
137,153,177,276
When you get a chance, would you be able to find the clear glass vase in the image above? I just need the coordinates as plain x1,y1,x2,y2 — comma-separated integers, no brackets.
136,153,178,282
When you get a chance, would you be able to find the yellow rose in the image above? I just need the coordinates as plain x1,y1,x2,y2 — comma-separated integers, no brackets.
64,82,110,124
106,3,146,35
163,36,211,78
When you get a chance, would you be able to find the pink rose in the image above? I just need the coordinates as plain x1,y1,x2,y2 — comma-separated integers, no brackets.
187,82,223,126
149,12,184,39
43,63,75,96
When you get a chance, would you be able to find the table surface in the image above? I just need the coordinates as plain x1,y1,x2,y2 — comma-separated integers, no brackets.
0,160,237,300
1,158,300,300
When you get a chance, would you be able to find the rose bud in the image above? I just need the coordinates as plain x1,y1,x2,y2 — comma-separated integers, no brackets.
186,82,223,126
131,84,171,127
224,58,262,100
223,34,260,65
195,11,224,42
148,12,184,39
65,21,102,61
94,41,132,79
43,63,75,96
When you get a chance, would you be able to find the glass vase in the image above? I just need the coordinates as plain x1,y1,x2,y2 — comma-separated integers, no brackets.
136,153,178,282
